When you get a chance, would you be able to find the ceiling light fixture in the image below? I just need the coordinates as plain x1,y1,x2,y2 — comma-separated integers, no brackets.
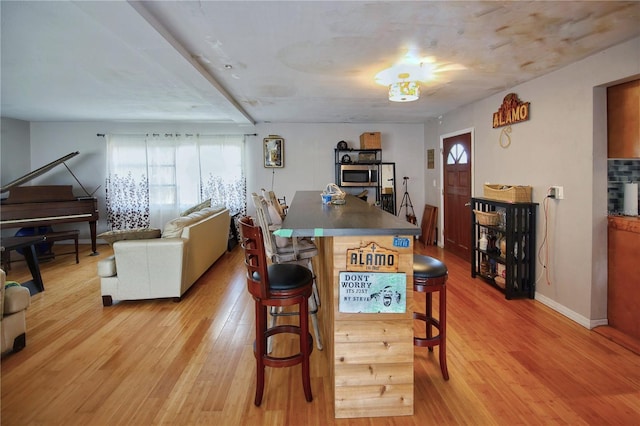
375,51,466,103
388,73,420,102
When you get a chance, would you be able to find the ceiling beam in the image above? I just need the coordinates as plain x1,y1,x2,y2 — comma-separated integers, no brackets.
127,1,256,125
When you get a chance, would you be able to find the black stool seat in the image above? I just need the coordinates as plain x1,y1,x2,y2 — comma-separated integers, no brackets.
413,254,447,279
413,254,449,381
264,264,313,291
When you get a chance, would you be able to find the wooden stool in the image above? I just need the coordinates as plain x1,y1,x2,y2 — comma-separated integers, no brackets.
239,216,314,406
413,254,449,380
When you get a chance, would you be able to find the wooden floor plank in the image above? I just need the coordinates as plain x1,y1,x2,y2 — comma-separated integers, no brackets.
1,242,639,425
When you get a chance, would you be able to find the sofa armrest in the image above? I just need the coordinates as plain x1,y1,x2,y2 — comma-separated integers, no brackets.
111,238,188,298
3,286,31,314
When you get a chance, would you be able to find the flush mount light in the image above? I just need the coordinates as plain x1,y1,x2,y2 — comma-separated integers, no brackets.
378,66,424,102
375,51,466,103
388,73,420,102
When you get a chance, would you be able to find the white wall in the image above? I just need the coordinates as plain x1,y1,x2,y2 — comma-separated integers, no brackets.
0,117,30,187
1,118,31,238
248,123,426,218
429,36,640,327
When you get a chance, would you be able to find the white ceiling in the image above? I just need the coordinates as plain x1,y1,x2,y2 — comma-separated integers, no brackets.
2,1,639,125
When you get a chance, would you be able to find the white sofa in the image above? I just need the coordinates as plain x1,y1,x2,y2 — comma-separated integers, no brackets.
1,269,31,354
98,206,231,306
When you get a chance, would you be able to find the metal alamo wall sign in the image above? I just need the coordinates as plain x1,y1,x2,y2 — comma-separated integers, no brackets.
492,93,530,128
346,242,398,272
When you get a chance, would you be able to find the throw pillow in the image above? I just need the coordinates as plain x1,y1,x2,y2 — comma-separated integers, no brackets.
162,216,193,238
98,228,162,245
163,206,226,238
180,199,211,216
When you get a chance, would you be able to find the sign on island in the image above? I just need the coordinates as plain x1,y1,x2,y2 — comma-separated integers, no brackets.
339,272,406,313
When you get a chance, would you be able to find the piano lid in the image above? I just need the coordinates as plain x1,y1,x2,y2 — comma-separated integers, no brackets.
1,151,79,194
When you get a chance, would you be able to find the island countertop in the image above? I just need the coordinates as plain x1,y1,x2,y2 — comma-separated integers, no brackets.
280,190,421,237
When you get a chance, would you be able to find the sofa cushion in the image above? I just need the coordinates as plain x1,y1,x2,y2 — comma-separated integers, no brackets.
98,228,161,245
180,199,211,216
162,206,225,238
206,205,227,215
162,216,193,238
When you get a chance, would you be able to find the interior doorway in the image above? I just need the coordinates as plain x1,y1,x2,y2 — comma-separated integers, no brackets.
440,130,473,261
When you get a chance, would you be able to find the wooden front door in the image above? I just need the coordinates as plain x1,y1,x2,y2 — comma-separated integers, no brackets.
443,133,472,260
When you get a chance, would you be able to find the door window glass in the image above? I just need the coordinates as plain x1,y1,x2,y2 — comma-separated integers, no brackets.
447,143,468,164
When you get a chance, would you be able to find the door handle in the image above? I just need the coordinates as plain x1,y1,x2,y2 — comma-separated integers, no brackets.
464,202,471,207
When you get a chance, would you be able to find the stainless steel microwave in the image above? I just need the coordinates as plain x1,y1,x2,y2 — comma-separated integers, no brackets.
340,164,378,187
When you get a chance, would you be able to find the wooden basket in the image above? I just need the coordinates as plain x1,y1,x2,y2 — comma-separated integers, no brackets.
360,132,381,149
483,184,532,203
474,210,500,226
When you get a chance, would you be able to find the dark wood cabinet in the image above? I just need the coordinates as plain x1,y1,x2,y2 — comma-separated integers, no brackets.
471,197,537,299
607,217,640,341
608,79,640,158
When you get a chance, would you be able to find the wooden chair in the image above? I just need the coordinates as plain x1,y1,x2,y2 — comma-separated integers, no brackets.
261,188,288,219
413,254,449,380
238,216,314,406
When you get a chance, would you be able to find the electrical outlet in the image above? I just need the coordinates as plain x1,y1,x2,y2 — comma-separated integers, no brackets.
550,186,564,199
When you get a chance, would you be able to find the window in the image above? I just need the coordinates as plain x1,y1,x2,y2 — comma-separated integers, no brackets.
106,133,245,230
447,143,468,165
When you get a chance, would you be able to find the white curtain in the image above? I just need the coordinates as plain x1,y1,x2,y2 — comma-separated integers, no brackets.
105,133,245,230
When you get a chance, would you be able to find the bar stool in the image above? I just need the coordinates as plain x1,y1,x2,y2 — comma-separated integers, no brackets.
252,193,323,352
413,254,449,380
238,216,314,406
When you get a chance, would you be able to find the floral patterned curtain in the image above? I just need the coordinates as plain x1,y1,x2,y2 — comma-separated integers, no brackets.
198,134,246,215
105,133,245,230
105,134,150,229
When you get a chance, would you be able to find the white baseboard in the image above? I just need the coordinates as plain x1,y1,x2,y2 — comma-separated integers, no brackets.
535,292,608,330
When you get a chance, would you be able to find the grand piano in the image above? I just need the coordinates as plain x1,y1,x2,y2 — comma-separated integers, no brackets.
1,152,99,254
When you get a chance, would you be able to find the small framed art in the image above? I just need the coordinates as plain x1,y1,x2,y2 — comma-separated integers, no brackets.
264,136,284,168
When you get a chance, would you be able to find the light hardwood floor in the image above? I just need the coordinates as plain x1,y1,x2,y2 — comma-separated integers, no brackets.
2,241,639,425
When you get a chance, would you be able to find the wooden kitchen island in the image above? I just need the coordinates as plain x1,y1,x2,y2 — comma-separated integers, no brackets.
279,191,421,418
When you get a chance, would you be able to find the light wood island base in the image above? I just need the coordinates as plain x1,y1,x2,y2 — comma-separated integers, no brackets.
314,235,415,418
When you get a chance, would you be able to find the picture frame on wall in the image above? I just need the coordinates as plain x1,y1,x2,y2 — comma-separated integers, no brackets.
263,136,284,168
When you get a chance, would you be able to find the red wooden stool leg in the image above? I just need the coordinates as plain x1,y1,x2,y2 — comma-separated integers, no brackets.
254,302,267,406
300,296,313,402
439,285,449,380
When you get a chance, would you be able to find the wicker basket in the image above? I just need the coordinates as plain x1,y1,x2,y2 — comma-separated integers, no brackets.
474,210,500,226
483,184,532,203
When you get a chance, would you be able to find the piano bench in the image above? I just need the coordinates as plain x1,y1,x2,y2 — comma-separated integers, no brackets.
43,230,80,264
1,230,80,271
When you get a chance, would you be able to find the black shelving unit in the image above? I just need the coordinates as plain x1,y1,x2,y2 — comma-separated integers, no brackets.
334,149,396,214
470,197,537,299
379,162,396,215
334,147,382,166
334,147,381,206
